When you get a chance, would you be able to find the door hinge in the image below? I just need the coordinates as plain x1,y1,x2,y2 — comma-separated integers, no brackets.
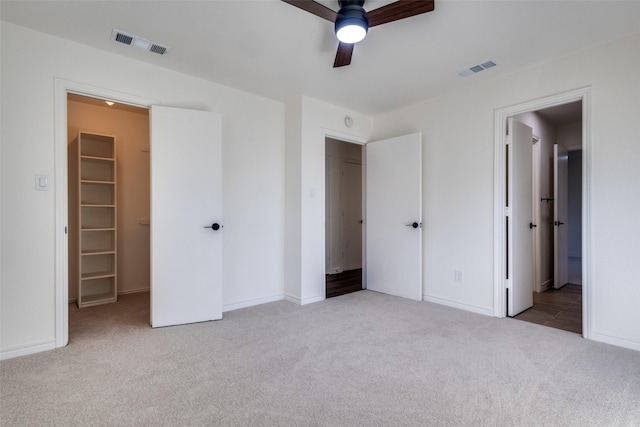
504,207,510,216
65,226,68,234
505,135,511,145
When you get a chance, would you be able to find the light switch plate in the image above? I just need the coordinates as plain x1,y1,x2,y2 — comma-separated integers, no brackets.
454,270,464,283
35,174,50,191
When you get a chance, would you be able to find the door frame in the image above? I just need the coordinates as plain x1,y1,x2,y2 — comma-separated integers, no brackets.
531,136,543,293
53,78,158,348
321,129,367,298
493,87,591,339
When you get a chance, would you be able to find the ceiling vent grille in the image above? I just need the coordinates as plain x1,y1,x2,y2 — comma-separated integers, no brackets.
114,32,133,45
149,44,168,55
111,29,170,56
458,60,497,77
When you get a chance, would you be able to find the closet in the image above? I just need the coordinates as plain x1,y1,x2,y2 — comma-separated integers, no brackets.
67,94,150,309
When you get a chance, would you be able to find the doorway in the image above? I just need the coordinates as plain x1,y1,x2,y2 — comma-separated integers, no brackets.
55,80,223,348
67,93,151,335
494,87,591,338
512,101,583,334
325,137,363,298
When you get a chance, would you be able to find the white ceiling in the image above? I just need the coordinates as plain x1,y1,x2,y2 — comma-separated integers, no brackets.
2,1,640,116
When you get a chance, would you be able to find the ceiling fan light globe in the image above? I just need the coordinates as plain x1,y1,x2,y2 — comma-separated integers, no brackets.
336,24,367,44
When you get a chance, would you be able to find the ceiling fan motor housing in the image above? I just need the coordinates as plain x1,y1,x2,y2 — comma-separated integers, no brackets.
338,0,366,9
335,0,369,42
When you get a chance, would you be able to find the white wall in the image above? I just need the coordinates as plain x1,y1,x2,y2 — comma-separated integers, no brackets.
372,32,640,349
559,121,583,151
284,98,303,303
1,23,284,355
284,97,372,304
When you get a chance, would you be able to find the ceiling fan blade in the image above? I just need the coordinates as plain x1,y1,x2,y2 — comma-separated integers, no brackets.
281,0,337,22
333,42,354,68
366,0,435,27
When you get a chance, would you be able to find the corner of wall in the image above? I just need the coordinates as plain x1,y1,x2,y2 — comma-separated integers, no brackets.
284,98,303,301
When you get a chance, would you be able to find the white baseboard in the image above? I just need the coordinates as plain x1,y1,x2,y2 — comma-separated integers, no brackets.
590,332,640,352
0,340,56,361
223,294,283,312
423,294,494,317
284,293,301,304
283,293,324,305
301,295,325,305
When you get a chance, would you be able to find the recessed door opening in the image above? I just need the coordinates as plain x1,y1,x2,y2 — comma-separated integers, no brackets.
67,93,151,336
325,137,363,298
509,101,584,334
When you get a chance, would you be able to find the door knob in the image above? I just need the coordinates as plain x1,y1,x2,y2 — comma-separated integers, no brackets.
553,221,565,226
204,223,222,231
405,222,421,229
529,222,537,229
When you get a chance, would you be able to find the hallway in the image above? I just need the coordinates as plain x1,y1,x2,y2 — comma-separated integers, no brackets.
514,284,582,334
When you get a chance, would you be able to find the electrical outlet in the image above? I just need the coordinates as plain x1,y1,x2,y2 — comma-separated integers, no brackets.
454,270,464,283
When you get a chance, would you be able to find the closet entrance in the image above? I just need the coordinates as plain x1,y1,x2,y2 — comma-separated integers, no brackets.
325,138,363,298
67,94,150,327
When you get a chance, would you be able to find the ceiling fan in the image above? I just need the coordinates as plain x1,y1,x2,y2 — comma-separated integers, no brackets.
281,0,435,67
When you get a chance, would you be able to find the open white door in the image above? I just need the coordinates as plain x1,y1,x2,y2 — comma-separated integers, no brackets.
150,106,222,327
508,118,534,316
365,133,422,301
554,144,569,289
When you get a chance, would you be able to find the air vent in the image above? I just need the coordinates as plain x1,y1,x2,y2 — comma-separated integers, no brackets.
114,32,133,45
458,60,497,77
110,29,170,56
150,44,168,55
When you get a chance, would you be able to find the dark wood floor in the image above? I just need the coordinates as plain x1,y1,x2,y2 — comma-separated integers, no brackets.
514,284,582,334
326,269,362,298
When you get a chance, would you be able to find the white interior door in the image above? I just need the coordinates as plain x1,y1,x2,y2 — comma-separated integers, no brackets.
508,118,534,316
341,161,362,271
554,144,569,289
150,106,222,327
365,133,422,301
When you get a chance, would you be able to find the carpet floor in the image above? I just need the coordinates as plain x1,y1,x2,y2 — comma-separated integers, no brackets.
1,290,639,426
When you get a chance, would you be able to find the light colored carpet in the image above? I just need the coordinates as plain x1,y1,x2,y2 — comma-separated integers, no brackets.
1,290,639,426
